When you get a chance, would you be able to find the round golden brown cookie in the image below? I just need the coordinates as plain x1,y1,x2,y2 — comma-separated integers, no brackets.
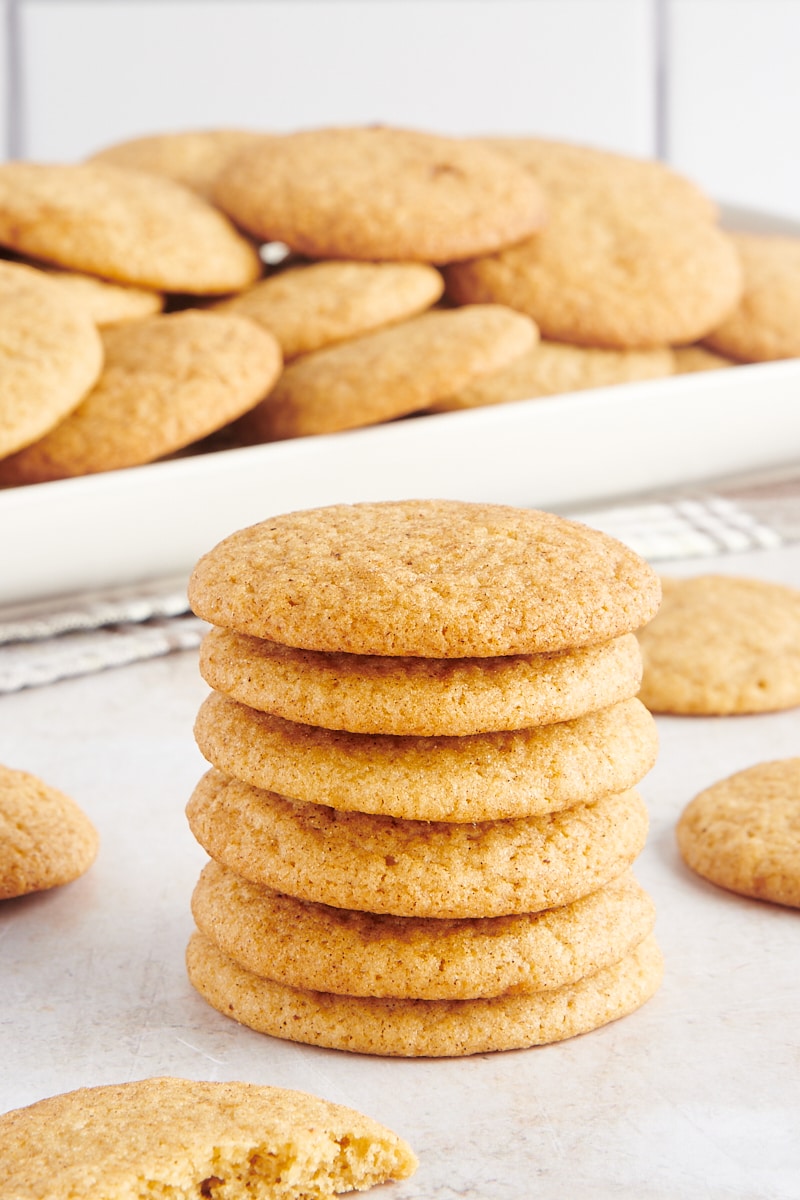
637,574,800,714
430,340,675,411
192,862,656,999
0,161,262,293
673,344,736,373
0,765,98,899
213,125,547,263
186,930,663,1056
0,1076,417,1199
444,136,742,349
213,259,444,359
188,500,662,656
186,770,650,917
87,128,266,199
194,693,658,822
677,758,800,907
199,627,643,735
0,311,282,484
35,265,164,325
704,232,800,362
231,304,536,441
0,260,104,458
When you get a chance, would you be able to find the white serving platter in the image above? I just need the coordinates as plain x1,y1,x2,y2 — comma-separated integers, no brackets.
2,204,799,609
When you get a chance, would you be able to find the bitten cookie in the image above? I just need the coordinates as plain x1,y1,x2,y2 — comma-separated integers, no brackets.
445,136,742,348
0,765,98,899
0,311,282,484
704,232,800,362
232,305,536,441
186,770,650,917
0,1076,417,1199
677,758,800,907
186,931,664,1057
637,574,800,714
0,161,262,293
431,340,675,411
213,260,444,359
213,124,546,263
191,862,656,998
198,628,644,735
193,693,658,822
0,260,103,458
188,500,662,656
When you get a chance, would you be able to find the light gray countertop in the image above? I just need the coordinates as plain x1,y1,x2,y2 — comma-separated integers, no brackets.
1,544,799,1199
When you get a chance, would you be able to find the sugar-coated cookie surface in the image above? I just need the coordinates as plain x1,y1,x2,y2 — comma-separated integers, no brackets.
704,232,800,362
34,264,164,325
186,931,663,1057
431,340,675,411
194,693,657,822
213,125,547,263
232,305,536,441
213,260,444,360
445,136,742,349
186,771,649,917
0,161,262,293
637,574,800,714
188,500,661,656
0,764,98,899
0,1076,417,1199
88,127,266,199
677,758,800,907
0,311,282,484
0,260,103,458
192,862,656,999
672,344,735,373
199,628,643,735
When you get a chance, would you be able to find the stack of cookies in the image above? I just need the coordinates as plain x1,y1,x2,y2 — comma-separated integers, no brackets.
185,499,664,1057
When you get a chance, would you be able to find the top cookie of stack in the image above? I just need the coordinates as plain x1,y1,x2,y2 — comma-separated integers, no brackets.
186,500,664,1057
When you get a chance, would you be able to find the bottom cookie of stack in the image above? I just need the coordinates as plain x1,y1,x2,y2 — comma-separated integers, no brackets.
186,929,663,1058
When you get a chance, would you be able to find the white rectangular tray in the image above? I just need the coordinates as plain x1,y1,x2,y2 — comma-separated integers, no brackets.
2,204,799,608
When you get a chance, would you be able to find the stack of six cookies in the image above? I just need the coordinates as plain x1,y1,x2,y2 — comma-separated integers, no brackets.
185,500,664,1057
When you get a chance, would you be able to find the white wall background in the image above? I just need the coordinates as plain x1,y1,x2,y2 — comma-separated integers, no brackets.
1,0,799,220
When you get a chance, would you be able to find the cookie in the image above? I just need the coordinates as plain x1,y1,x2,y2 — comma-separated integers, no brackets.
0,311,282,484
198,627,644,735
444,136,742,348
0,764,98,899
704,232,800,362
0,161,262,293
673,344,735,373
0,260,103,459
87,128,266,199
637,574,800,714
35,264,164,325
0,1076,417,1199
192,862,656,999
193,693,658,822
213,259,444,359
186,930,663,1057
213,125,546,263
186,770,649,917
231,304,536,441
188,500,662,656
430,340,675,411
677,758,800,907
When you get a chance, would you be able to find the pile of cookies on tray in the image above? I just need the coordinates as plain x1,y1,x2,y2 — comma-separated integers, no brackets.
184,498,664,1057
1,122,797,486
